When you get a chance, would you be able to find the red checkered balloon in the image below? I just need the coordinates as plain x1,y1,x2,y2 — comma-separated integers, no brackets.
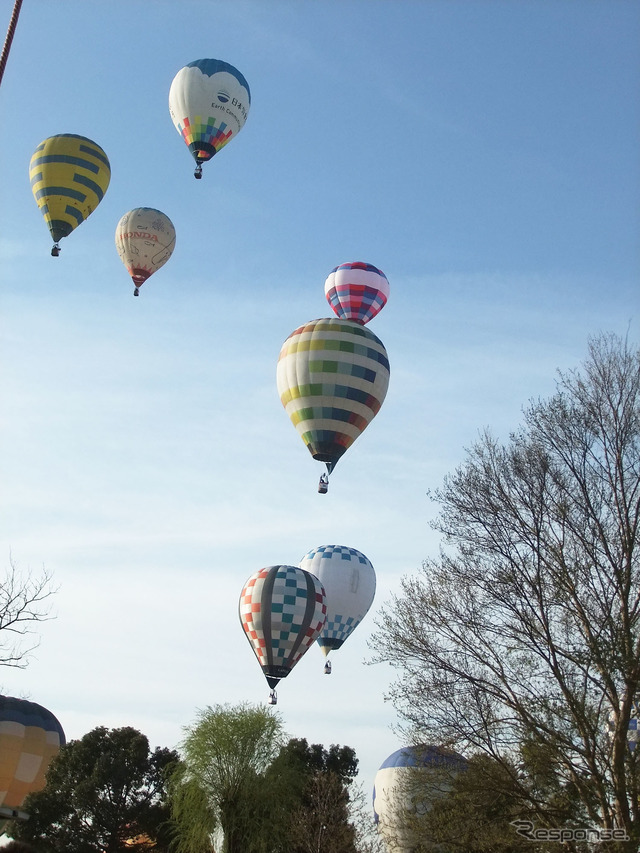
239,565,327,690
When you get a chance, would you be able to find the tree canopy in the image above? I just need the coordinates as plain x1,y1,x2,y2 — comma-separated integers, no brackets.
270,739,359,853
9,726,179,853
370,334,640,852
169,705,367,853
169,702,292,853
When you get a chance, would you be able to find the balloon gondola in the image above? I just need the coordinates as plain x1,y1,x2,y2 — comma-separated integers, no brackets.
169,58,251,179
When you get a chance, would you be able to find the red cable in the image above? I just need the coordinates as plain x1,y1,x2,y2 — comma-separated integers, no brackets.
0,0,24,87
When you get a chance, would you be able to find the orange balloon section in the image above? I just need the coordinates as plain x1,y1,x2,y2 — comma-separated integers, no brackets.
0,696,65,810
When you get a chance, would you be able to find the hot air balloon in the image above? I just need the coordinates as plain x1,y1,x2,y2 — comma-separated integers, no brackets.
298,545,376,672
276,318,390,491
115,208,176,296
373,745,467,853
29,134,111,256
169,58,251,179
239,565,326,704
325,262,390,325
606,697,640,752
0,695,65,820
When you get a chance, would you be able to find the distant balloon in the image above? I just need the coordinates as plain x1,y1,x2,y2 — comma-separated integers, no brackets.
373,745,467,853
169,58,251,179
325,262,390,325
29,134,111,256
239,565,327,697
115,208,176,296
276,318,390,482
298,545,376,666
0,696,65,815
606,698,640,752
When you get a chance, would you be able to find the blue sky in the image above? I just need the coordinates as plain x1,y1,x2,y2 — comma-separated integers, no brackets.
0,0,638,811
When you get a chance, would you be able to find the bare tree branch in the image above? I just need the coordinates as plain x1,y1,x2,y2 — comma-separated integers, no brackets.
0,554,57,668
369,334,640,851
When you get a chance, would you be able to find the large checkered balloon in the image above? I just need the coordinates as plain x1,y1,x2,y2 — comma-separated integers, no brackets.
239,566,327,690
299,545,376,661
324,262,389,325
0,695,65,811
277,318,390,477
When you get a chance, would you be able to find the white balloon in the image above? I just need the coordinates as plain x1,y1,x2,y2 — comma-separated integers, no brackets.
299,545,376,660
169,58,250,177
115,208,176,296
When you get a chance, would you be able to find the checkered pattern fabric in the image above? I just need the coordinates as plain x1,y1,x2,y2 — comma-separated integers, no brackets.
0,696,65,809
239,565,327,685
324,262,389,326
606,699,640,751
277,318,390,469
299,545,376,652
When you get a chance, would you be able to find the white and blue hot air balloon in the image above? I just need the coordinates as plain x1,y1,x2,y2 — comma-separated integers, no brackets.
169,58,251,178
299,545,376,673
373,745,467,853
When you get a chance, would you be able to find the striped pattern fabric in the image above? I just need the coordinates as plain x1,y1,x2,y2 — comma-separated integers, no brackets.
299,545,376,654
0,696,65,809
277,318,390,472
29,134,111,244
239,566,326,689
324,262,389,325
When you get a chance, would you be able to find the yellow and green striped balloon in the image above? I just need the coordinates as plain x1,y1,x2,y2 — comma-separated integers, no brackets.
29,134,111,255
276,318,390,476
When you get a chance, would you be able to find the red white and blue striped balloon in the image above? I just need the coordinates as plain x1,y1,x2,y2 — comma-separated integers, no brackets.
324,262,389,325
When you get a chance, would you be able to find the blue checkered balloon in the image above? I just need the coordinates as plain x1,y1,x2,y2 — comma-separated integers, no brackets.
299,545,376,661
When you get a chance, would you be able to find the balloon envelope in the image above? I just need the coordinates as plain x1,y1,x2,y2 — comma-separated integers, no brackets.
325,262,390,325
115,208,176,295
239,565,327,689
606,698,640,752
298,545,376,657
0,695,65,810
169,58,250,172
276,318,390,475
373,745,467,853
29,134,111,250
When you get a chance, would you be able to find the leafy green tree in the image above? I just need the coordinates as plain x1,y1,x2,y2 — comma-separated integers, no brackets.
9,726,179,853
274,739,358,782
370,334,640,853
410,750,580,852
269,739,359,853
168,702,294,853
